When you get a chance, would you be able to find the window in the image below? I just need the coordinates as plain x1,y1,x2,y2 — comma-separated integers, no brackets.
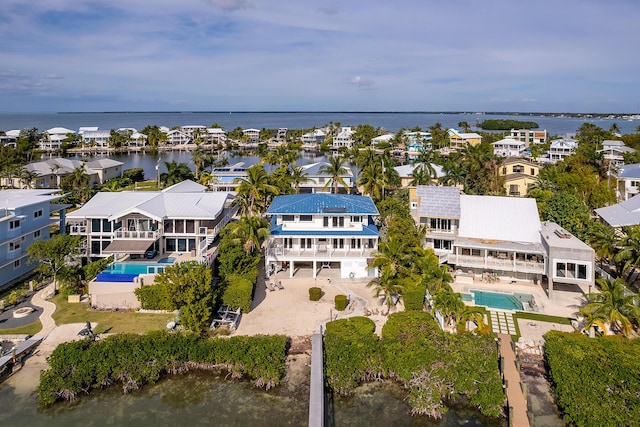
284,238,293,249
282,215,295,222
429,218,451,231
102,219,112,233
9,240,20,251
301,238,312,249
9,220,20,230
300,215,312,222
33,209,43,218
351,239,362,249
578,264,587,279
530,168,536,176
512,165,524,173
555,261,589,280
433,239,452,250
332,238,344,249
509,184,519,195
323,217,329,227
351,216,362,223
33,230,41,239
14,259,20,268
502,167,507,175
92,219,101,232
556,262,566,277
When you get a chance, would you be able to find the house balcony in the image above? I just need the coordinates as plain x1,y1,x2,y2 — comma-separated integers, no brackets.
267,245,375,260
114,229,160,240
448,254,545,273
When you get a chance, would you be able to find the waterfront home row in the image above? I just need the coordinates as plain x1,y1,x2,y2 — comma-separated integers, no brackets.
1,158,123,190
0,189,68,289
413,185,595,296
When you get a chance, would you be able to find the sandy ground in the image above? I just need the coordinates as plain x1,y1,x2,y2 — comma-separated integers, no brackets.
234,271,393,338
517,319,574,342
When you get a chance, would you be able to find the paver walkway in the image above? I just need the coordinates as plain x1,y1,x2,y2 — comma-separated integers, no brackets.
490,310,517,335
29,282,57,338
498,333,530,427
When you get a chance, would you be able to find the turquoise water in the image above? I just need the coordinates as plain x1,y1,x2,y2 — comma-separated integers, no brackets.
157,257,176,264
471,291,531,311
102,262,166,275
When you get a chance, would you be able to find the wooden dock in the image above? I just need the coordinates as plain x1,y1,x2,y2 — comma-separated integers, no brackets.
498,334,530,427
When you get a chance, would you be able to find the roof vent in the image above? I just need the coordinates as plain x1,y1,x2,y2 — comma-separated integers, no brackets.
323,207,347,213
554,229,571,239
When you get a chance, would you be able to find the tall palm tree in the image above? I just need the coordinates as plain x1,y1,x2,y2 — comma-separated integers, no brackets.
160,161,194,188
19,167,38,189
458,306,488,333
358,161,384,200
227,215,271,254
233,164,279,216
369,236,414,279
319,155,350,194
289,165,311,194
433,286,465,330
367,269,409,315
191,148,211,180
615,225,640,283
588,222,620,265
439,158,466,187
580,277,640,336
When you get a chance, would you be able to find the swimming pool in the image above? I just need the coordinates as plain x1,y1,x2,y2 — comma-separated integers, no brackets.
463,290,532,311
96,258,176,282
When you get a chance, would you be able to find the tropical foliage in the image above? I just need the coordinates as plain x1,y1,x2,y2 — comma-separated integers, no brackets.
545,331,640,426
579,277,640,336
38,331,288,405
324,312,504,419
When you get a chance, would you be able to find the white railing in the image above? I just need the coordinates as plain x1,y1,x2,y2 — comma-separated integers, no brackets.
449,254,544,273
114,229,160,240
268,246,374,259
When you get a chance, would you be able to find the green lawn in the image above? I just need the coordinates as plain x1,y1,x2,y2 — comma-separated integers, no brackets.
0,319,43,336
513,311,572,325
120,180,159,191
51,295,176,334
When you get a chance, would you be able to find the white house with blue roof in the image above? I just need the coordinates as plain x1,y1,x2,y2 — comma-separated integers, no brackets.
265,193,379,279
613,163,640,201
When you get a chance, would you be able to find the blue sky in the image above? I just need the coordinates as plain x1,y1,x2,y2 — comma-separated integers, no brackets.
1,0,638,113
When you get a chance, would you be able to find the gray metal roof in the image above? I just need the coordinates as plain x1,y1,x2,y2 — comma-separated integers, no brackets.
616,163,640,179
0,189,63,209
540,221,594,252
595,195,640,227
415,185,461,218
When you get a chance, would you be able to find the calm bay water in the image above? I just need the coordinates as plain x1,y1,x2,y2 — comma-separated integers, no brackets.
1,111,637,137
0,372,504,427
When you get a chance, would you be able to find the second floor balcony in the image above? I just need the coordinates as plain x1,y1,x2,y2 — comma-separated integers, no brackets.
448,253,545,274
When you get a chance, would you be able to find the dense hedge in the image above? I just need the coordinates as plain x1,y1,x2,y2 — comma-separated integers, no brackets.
38,331,288,406
478,119,539,130
403,283,426,311
134,285,175,310
545,331,640,426
222,273,256,313
324,312,504,419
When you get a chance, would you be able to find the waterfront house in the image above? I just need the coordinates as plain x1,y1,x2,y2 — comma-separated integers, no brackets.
207,128,227,144
164,129,191,146
66,180,236,260
492,137,527,158
371,134,395,146
612,163,640,201
412,185,594,295
332,127,355,149
299,161,354,194
499,158,539,197
547,138,578,163
447,128,482,151
127,131,148,147
300,129,325,150
265,193,379,279
243,128,260,143
210,162,249,192
276,128,288,142
82,129,111,148
595,194,640,228
395,163,443,188
40,127,75,151
0,189,68,289
404,131,432,160
0,132,18,147
510,129,547,144
598,140,635,169
3,158,123,189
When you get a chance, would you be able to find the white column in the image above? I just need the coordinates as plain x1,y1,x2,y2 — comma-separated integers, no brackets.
290,260,294,279
313,260,317,278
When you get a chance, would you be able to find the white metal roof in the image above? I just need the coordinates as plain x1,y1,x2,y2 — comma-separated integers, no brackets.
458,195,541,244
0,189,63,209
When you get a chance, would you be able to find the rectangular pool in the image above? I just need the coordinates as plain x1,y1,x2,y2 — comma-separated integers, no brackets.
464,290,532,311
95,259,176,282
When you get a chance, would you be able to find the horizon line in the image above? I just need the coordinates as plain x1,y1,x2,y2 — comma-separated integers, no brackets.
48,110,639,116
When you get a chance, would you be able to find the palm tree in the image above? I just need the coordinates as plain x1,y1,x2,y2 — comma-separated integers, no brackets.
439,158,466,187
233,164,279,216
227,215,271,254
319,155,350,194
369,236,414,279
588,222,620,265
580,277,640,336
458,306,488,333
615,225,640,283
433,286,465,330
358,161,384,200
191,148,212,180
160,161,194,188
19,167,38,189
367,269,409,315
289,165,311,194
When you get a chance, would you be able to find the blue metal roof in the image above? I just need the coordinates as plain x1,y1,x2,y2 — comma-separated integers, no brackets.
267,193,379,215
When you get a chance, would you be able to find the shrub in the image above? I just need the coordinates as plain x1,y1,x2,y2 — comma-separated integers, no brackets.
134,285,175,311
123,168,145,182
222,274,255,313
309,287,322,301
403,284,426,311
83,256,113,282
334,294,348,311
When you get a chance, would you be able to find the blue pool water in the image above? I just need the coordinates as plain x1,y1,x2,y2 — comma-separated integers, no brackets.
158,257,176,264
96,259,176,282
469,290,531,311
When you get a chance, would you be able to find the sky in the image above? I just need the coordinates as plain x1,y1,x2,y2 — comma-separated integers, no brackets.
1,0,639,113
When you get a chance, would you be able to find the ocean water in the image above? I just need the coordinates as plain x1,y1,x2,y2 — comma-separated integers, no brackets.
0,111,637,136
